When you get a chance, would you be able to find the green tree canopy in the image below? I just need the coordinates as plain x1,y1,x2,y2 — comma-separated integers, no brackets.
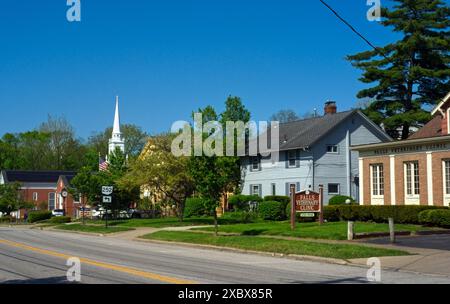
348,0,450,139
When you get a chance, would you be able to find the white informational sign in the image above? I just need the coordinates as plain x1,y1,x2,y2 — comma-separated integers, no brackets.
102,196,112,203
102,186,114,196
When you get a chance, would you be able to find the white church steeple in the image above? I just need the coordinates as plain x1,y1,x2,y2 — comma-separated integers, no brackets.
108,96,125,156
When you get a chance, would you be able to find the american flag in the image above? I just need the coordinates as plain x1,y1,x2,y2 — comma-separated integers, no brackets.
99,156,109,171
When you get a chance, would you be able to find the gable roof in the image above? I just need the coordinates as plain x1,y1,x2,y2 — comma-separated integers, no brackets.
408,115,443,140
431,91,450,116
274,110,391,151
1,170,77,184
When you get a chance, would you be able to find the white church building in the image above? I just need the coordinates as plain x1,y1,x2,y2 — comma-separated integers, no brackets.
107,96,126,160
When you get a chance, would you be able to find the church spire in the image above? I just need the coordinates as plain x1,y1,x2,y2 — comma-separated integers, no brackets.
112,96,121,135
108,96,125,156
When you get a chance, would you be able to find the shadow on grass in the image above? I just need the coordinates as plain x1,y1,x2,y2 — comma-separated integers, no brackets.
241,229,268,236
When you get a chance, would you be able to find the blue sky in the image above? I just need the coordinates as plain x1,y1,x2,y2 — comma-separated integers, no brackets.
0,0,402,140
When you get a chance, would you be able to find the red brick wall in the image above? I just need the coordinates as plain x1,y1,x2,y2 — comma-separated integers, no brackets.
20,188,55,209
362,150,450,206
431,151,450,206
55,179,77,218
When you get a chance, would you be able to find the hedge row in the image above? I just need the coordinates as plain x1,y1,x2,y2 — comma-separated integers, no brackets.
0,216,12,223
49,216,72,224
419,209,450,228
323,205,449,224
28,211,52,223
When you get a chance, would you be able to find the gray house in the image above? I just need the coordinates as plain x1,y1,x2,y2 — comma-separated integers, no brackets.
241,102,392,204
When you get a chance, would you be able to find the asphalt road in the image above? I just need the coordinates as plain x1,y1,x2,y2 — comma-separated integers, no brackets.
0,227,449,284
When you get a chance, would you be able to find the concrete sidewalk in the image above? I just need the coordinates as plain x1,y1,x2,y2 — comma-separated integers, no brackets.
349,235,450,277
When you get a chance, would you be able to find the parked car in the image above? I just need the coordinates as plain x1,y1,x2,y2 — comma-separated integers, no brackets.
52,209,64,217
92,207,130,220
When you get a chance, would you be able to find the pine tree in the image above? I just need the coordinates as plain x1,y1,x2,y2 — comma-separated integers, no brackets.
348,0,449,139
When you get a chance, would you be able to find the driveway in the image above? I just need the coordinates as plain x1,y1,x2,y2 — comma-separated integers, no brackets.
364,234,450,251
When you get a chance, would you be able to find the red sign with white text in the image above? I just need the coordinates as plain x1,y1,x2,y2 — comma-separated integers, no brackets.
295,191,320,212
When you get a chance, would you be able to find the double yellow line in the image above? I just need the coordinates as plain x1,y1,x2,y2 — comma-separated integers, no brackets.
0,239,196,284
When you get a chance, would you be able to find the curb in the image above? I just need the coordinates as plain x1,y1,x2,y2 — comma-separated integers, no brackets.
134,237,350,266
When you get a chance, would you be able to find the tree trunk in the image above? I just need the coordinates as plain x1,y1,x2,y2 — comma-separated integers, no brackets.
401,122,410,140
213,210,218,236
178,201,185,222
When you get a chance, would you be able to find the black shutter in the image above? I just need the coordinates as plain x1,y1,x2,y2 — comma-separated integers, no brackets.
296,150,300,168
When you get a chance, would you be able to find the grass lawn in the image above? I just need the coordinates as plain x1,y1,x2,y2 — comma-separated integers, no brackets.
81,217,248,228
191,221,439,240
55,223,134,234
142,231,409,259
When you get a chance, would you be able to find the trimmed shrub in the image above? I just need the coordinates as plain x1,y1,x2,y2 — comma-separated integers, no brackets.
328,195,356,205
419,209,450,228
228,195,262,211
418,209,433,225
28,211,52,223
259,201,286,221
323,207,339,222
49,216,71,224
184,198,209,218
264,195,290,206
323,205,448,224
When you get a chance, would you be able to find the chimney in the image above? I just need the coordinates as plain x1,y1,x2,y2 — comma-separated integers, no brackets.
324,100,337,115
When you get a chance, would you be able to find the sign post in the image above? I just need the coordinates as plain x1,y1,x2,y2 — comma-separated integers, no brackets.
102,186,113,229
290,184,296,231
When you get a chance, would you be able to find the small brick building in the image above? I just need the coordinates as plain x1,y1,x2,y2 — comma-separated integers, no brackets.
0,170,81,218
353,92,450,207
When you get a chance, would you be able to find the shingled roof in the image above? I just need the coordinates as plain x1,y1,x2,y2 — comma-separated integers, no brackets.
1,170,77,184
408,116,443,140
277,110,358,150
251,109,391,153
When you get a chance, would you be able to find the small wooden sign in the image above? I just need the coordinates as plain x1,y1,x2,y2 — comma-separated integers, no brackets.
295,191,320,213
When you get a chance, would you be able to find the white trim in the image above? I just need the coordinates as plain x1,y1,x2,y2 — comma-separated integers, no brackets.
370,164,384,205
447,108,450,135
19,187,57,190
390,155,396,205
427,152,434,206
431,91,450,116
359,158,364,204
346,130,351,197
404,162,420,205
443,160,450,207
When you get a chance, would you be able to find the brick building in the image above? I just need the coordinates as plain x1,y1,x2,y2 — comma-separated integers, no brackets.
0,170,80,218
353,92,450,207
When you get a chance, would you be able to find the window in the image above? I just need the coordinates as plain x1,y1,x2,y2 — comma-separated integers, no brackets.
250,157,260,171
251,185,260,196
271,183,276,196
32,192,38,201
405,162,420,196
48,192,55,210
288,150,296,167
371,164,384,196
328,184,340,195
327,145,338,153
445,160,450,195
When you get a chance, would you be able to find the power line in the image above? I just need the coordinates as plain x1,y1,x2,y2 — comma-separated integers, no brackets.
318,0,388,59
